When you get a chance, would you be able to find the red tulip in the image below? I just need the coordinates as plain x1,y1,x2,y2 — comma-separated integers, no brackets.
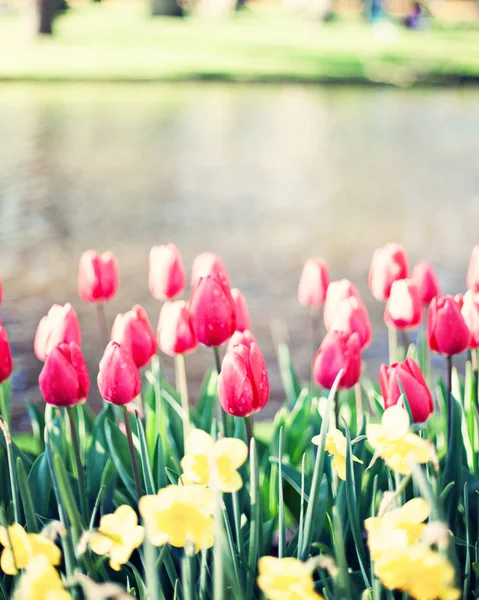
98,341,141,406
379,357,433,423
313,330,361,390
218,342,269,417
157,301,198,357
411,261,441,304
0,324,12,384
34,303,81,362
111,305,156,369
231,288,251,332
467,245,479,292
384,279,423,330
462,290,479,349
428,295,470,356
329,296,372,349
189,274,236,347
191,252,231,287
228,329,257,351
323,279,364,330
78,250,119,303
39,342,90,407
369,243,409,301
149,244,187,301
298,258,330,308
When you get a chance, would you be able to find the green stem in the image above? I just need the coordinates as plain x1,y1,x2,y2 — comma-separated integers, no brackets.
175,354,190,449
0,421,20,523
388,325,398,365
472,349,478,408
122,405,142,501
446,355,453,447
66,407,89,521
310,307,321,392
0,382,9,427
245,415,253,445
354,382,363,433
213,347,227,435
96,302,109,348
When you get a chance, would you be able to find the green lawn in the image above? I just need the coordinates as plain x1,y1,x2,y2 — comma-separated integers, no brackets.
1,2,479,84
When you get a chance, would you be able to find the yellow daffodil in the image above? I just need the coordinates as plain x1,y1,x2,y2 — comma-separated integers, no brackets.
313,429,363,481
139,484,214,552
365,497,429,560
366,405,436,475
0,523,61,575
89,505,144,571
257,557,324,600
13,555,72,600
374,544,460,600
180,429,248,493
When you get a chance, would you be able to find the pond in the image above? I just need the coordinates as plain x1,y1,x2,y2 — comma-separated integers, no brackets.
0,83,478,424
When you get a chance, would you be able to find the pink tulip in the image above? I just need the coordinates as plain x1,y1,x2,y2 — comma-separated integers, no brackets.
411,261,441,304
384,279,423,330
369,243,409,301
428,295,470,356
219,342,269,417
467,245,479,292
323,279,364,330
34,303,81,362
191,252,231,287
0,324,12,384
298,258,330,308
78,250,119,303
98,342,141,406
149,244,187,301
462,290,479,349
39,342,89,407
157,301,198,356
231,288,251,332
329,296,372,349
313,330,361,390
111,305,157,369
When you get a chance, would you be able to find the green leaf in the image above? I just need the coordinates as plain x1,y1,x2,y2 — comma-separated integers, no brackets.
16,457,38,533
28,453,52,518
86,406,115,505
136,414,155,495
105,419,137,501
246,438,260,599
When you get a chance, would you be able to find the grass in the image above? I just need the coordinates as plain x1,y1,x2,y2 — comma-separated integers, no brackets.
1,2,479,84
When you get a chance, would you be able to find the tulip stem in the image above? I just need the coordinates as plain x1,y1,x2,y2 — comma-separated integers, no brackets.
388,326,398,365
354,382,363,433
175,354,190,449
122,405,142,501
245,415,254,445
472,349,478,407
96,303,109,348
310,307,321,392
66,406,89,522
401,330,410,355
0,382,9,428
213,347,227,436
446,355,453,445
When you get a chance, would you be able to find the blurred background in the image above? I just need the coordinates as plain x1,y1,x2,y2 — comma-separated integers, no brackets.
1,0,478,424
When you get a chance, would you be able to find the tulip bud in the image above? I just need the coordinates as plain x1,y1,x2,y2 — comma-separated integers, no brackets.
39,342,90,407
384,279,423,330
98,342,141,406
231,289,251,332
191,252,231,287
111,305,157,369
219,342,269,417
323,279,364,330
411,261,441,304
34,303,82,362
467,245,479,292
0,324,13,384
298,258,331,308
78,250,119,303
313,330,361,390
369,243,409,301
461,290,479,349
189,274,236,347
428,295,470,356
157,301,198,357
379,357,433,423
228,329,257,351
329,296,372,349
149,244,187,301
